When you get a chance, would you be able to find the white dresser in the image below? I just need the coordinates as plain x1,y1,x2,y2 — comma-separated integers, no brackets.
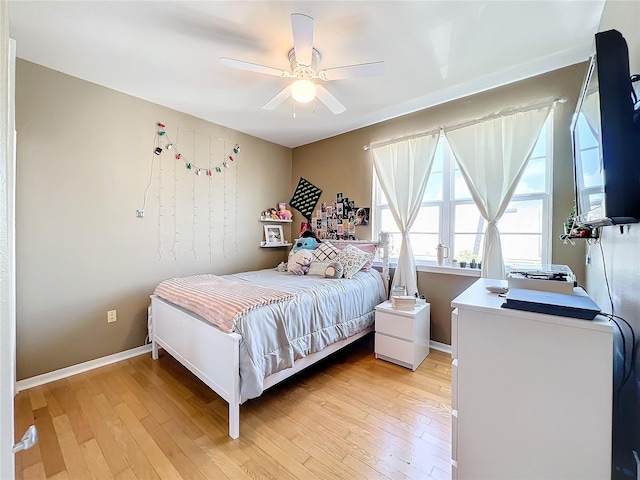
450,278,613,479
374,301,430,370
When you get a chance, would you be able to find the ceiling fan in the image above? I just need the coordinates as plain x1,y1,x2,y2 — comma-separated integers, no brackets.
219,13,385,114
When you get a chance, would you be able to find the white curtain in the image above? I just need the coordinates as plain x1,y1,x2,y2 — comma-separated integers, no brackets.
444,106,551,279
580,92,601,140
372,133,440,295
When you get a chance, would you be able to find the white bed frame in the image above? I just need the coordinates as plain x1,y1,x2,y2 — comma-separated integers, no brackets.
151,233,390,439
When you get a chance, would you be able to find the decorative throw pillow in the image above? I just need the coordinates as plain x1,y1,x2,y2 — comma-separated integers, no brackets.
336,244,374,279
312,242,339,262
335,243,377,271
289,177,322,221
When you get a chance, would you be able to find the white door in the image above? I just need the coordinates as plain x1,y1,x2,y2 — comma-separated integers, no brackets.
0,24,17,479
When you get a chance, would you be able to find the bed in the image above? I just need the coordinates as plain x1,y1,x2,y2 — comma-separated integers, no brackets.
150,234,390,439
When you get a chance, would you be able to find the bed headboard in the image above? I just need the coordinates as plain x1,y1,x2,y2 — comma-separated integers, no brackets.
329,232,390,295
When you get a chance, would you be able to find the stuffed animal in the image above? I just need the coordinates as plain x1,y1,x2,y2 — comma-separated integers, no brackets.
276,202,293,220
324,261,344,279
288,250,313,275
292,236,319,253
269,208,279,220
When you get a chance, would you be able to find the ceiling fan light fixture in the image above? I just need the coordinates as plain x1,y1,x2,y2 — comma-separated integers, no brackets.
291,79,316,103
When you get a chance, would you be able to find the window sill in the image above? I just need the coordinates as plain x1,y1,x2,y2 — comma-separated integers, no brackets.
373,261,482,277
417,264,482,277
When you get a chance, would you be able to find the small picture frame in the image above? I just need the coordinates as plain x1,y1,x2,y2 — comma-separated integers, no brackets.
264,225,284,245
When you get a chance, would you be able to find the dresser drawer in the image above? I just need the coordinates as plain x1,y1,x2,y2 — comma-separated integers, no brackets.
452,409,458,462
451,308,459,359
375,333,414,365
375,310,415,340
451,359,458,410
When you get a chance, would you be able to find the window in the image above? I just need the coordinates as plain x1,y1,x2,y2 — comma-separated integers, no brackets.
373,117,552,268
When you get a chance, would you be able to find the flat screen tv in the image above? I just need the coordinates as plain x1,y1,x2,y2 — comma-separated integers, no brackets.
570,29,640,226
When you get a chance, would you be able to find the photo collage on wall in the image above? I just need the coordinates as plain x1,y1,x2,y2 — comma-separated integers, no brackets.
307,192,370,240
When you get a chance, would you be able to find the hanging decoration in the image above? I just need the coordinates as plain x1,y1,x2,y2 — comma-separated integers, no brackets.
154,122,240,177
144,122,241,261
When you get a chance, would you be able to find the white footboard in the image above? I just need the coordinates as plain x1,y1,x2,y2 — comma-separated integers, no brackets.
150,295,242,438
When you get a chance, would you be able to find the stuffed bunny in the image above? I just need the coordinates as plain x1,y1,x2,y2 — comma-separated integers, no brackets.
288,250,313,275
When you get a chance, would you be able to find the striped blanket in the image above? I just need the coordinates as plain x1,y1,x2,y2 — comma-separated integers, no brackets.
153,274,294,333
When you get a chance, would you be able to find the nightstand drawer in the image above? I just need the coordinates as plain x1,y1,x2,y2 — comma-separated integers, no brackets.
375,333,414,365
375,310,415,340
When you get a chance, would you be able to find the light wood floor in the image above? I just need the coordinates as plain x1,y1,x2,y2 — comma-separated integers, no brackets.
14,336,452,480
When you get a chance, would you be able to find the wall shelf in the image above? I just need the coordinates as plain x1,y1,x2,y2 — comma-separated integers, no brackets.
260,242,292,248
260,217,292,223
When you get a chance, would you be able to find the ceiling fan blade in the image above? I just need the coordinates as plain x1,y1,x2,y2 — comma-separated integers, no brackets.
262,85,292,110
291,13,314,66
315,85,346,114
219,57,287,77
320,61,386,81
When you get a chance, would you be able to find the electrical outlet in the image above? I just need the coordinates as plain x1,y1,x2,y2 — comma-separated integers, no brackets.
136,209,145,218
107,310,117,323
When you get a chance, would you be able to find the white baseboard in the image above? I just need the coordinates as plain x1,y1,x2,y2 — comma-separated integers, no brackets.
15,344,152,392
430,340,452,354
15,339,450,393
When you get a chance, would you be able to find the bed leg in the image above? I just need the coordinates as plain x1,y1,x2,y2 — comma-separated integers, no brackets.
151,340,159,360
229,402,240,439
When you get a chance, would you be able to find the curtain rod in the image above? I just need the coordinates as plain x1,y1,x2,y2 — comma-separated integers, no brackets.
363,127,441,151
363,96,567,151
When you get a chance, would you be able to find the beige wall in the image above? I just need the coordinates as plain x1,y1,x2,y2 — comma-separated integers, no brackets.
15,60,292,380
586,2,640,326
293,64,588,345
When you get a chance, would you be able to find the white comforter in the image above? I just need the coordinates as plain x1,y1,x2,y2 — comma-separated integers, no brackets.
223,269,387,402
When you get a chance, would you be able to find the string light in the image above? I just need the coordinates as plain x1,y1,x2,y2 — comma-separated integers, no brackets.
170,126,180,261
147,122,241,261
157,129,165,260
191,130,198,259
154,122,239,177
223,140,228,257
208,136,213,261
234,144,239,257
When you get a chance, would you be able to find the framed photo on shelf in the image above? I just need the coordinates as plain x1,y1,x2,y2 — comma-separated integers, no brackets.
264,225,284,245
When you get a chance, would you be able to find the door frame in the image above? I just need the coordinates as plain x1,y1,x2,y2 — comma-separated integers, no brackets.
1,5,17,475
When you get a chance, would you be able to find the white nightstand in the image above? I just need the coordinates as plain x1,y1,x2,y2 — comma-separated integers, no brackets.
374,301,430,371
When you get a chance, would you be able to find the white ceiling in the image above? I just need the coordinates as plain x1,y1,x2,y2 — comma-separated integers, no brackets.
9,1,605,148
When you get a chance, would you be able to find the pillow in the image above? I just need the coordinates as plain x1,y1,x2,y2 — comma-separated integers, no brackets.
308,260,344,278
312,242,340,262
334,243,377,271
336,244,374,279
307,261,332,276
324,261,344,279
